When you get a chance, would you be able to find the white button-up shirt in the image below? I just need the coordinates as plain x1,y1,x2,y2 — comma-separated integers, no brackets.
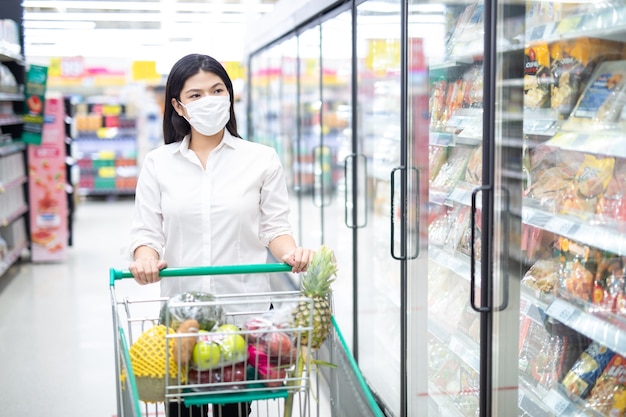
128,130,293,313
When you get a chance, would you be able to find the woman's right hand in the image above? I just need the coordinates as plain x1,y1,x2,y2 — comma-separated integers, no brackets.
129,257,168,285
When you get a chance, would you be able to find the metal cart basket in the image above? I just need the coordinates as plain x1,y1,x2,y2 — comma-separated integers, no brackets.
110,263,384,417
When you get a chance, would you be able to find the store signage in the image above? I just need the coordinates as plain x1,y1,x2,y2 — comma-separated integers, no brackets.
22,65,48,145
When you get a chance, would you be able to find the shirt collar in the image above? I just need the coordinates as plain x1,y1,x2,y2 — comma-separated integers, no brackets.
172,130,238,156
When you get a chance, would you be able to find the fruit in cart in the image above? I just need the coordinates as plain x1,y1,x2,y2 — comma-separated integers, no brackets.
220,333,247,362
159,291,225,331
266,332,293,357
129,324,186,403
292,245,337,350
247,344,288,388
174,319,199,365
187,362,247,391
192,333,222,371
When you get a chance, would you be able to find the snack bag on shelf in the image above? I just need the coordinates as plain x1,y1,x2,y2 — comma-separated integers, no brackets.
565,60,626,130
458,208,481,260
461,63,484,109
429,205,453,247
521,258,560,295
586,354,626,417
429,145,448,183
590,254,625,316
561,341,614,399
521,224,544,263
550,38,591,117
556,237,599,303
524,43,552,109
455,365,479,417
429,78,448,130
559,154,615,217
597,159,626,226
444,205,471,253
464,145,482,185
431,146,473,192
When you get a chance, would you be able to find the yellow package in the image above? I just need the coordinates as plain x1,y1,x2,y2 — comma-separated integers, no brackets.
551,39,591,115
525,43,552,109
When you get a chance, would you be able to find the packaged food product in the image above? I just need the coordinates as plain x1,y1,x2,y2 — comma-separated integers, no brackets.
597,158,626,225
518,316,583,391
591,254,625,315
429,145,448,182
561,341,614,399
430,78,448,130
568,60,626,128
431,146,473,191
560,154,615,216
586,354,626,416
524,43,552,109
464,145,482,185
557,238,598,303
521,258,560,295
550,38,590,116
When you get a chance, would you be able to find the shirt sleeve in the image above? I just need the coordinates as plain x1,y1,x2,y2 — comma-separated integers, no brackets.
127,152,166,260
258,149,293,246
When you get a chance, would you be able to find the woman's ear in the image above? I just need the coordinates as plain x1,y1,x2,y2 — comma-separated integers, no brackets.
171,98,184,117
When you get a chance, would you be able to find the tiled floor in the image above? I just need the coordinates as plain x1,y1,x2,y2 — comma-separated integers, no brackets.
0,198,346,417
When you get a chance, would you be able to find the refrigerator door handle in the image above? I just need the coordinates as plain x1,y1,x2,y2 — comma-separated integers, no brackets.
470,185,492,313
390,166,403,260
409,166,419,260
390,166,419,261
344,154,367,229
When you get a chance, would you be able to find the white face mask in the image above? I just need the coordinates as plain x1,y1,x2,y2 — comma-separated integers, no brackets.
179,95,230,136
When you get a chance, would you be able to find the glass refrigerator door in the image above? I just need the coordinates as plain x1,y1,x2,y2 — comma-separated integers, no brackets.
519,2,626,417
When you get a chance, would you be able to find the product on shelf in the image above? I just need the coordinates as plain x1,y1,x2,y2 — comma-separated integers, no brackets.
429,78,448,131
555,237,597,303
596,159,626,226
464,144,482,185
590,254,626,317
429,145,448,182
524,43,552,109
561,341,614,399
585,353,626,416
455,365,479,417
521,258,560,295
431,145,473,192
458,207,481,260
565,60,626,129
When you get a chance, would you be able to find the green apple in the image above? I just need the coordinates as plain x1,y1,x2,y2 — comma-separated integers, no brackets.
220,334,247,361
217,324,239,333
192,340,221,370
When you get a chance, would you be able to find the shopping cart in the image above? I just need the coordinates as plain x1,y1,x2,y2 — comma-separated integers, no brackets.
110,263,385,417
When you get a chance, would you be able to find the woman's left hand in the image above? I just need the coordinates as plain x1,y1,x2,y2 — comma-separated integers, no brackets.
282,247,313,273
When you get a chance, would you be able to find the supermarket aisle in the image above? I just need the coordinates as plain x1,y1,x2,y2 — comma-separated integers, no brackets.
0,198,153,417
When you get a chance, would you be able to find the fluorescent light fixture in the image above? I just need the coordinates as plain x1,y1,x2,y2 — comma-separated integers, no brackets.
23,20,97,29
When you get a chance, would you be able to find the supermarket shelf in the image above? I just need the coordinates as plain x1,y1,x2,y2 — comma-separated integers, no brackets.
429,245,481,284
0,239,27,277
519,384,585,417
0,141,25,156
544,297,626,357
522,202,626,256
0,115,24,127
428,384,466,417
0,92,23,101
428,318,480,373
526,8,626,44
1,204,27,227
0,175,27,193
546,129,626,159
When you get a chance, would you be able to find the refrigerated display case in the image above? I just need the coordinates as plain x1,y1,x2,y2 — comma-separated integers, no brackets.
246,0,626,416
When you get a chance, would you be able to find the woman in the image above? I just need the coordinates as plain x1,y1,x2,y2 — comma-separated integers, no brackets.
128,53,312,417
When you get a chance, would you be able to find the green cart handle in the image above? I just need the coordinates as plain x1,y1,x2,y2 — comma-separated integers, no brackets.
109,263,293,286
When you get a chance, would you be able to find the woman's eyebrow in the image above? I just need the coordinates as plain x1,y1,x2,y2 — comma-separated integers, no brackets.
183,83,225,95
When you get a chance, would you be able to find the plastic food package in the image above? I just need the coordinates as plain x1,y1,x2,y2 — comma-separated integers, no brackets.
431,146,473,191
524,43,552,109
521,258,560,295
586,354,626,416
561,341,614,399
187,362,247,391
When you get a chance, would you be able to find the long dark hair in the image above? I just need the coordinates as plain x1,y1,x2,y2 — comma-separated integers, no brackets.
163,54,240,144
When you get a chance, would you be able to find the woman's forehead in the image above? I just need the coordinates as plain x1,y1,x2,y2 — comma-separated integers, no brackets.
182,70,224,91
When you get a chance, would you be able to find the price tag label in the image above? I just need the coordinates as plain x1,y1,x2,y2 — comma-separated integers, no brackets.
543,389,569,416
545,216,573,237
448,187,467,204
546,299,577,324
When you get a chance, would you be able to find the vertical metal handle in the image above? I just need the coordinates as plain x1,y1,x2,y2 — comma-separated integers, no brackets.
408,166,419,260
391,167,403,260
470,185,491,313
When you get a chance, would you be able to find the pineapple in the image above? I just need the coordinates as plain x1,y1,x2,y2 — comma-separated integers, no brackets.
128,324,186,402
293,245,338,350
